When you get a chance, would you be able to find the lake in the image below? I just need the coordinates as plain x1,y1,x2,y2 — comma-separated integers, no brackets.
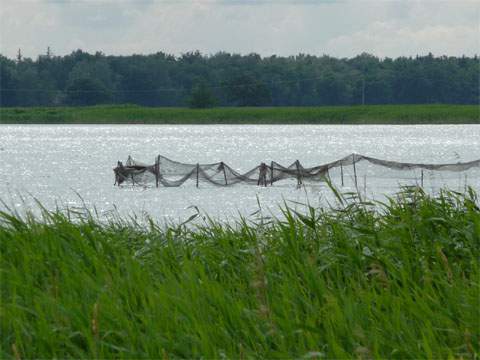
1,124,479,223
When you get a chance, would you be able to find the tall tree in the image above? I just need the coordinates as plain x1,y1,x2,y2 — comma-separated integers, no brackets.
0,50,478,107
189,82,217,108
225,73,271,106
0,56,18,106
65,78,111,106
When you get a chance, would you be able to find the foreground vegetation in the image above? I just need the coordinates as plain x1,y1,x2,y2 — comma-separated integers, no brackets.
1,104,479,124
1,188,479,358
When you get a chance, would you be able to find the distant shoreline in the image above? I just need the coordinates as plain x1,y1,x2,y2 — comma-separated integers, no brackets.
0,104,478,124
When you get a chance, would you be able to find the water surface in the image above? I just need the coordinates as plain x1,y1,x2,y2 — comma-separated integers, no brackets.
1,125,479,222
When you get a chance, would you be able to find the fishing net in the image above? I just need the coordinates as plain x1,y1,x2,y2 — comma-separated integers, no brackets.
113,154,480,188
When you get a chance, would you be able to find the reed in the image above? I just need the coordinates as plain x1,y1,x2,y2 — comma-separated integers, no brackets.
1,187,479,358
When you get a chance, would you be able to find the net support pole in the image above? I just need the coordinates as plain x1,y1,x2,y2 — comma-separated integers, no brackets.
270,161,274,186
295,160,302,187
222,162,228,185
196,163,199,188
155,155,160,188
421,170,424,187
340,163,344,187
258,163,267,187
257,166,260,186
353,155,358,189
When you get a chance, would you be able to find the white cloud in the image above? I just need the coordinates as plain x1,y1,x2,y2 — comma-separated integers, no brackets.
0,0,478,59
0,0,60,57
326,22,479,58
325,1,480,57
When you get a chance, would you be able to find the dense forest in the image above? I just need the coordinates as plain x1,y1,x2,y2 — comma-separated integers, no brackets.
0,50,478,107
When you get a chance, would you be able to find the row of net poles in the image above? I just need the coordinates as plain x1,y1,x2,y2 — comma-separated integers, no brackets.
340,157,427,190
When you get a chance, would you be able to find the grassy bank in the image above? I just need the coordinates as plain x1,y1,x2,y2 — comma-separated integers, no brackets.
1,104,479,124
1,188,479,358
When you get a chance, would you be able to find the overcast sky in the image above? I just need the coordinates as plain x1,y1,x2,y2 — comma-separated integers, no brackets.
0,0,478,59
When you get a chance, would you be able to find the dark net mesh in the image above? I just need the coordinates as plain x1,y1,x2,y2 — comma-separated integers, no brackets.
113,154,480,188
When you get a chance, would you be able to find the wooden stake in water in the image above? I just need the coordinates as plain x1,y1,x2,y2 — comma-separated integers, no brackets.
222,162,228,185
421,170,424,188
340,163,344,187
155,155,160,188
258,163,268,187
353,155,358,189
196,163,199,188
270,161,274,186
295,160,303,187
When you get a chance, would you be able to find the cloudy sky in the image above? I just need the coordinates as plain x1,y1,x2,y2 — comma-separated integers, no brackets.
0,0,478,59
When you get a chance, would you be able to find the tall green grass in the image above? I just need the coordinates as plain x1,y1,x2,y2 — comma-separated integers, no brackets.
1,188,479,358
1,104,479,124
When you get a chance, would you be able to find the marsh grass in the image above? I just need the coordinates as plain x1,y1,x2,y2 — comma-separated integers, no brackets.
1,104,478,124
1,187,479,358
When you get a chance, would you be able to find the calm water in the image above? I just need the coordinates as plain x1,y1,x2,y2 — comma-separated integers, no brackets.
1,125,479,223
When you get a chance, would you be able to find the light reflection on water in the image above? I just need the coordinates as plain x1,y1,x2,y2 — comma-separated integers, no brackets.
0,124,479,223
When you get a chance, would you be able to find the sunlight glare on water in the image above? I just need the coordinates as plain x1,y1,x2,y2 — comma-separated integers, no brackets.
0,124,479,223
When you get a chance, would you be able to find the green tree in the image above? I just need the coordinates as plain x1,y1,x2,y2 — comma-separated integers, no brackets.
188,82,217,108
1,50,479,107
65,78,111,106
0,56,19,106
316,71,349,105
225,74,271,106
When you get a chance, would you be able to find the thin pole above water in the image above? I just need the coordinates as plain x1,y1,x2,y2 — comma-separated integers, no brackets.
196,163,199,188
340,163,344,187
155,155,160,188
222,162,228,185
270,161,274,186
353,155,358,189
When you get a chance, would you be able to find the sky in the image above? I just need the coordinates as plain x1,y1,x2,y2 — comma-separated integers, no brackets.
0,0,478,59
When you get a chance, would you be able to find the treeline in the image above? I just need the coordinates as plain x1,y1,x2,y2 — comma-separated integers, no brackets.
0,50,478,107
